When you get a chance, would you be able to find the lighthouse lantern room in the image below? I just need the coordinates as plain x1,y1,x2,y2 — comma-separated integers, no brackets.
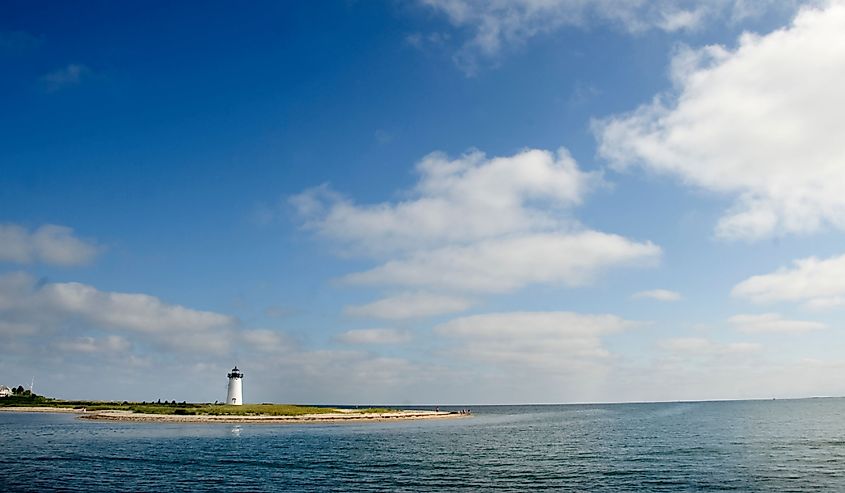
226,366,244,405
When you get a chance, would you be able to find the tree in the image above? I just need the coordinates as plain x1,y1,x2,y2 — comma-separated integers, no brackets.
16,386,24,394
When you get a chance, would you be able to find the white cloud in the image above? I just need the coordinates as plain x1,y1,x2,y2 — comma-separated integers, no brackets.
0,224,101,266
293,148,596,255
607,350,845,403
43,282,234,334
344,231,659,293
58,335,131,354
595,1,845,241
255,349,435,403
732,253,845,308
344,292,472,319
336,328,412,345
804,298,845,310
435,311,636,368
0,271,235,353
419,0,804,74
242,329,296,353
659,337,713,353
659,337,761,354
0,320,38,336
632,289,681,302
294,147,659,294
40,63,91,92
729,313,827,333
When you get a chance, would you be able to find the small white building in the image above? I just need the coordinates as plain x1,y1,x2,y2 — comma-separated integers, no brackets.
226,366,243,405
0,385,12,398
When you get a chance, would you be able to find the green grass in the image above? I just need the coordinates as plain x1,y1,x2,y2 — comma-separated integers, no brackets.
192,404,337,416
1,396,347,416
0,394,52,406
0,395,418,416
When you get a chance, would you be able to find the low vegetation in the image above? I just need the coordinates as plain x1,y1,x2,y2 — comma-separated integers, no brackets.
0,394,51,406
0,395,399,416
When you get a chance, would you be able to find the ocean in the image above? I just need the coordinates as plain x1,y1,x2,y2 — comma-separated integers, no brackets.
2,398,845,491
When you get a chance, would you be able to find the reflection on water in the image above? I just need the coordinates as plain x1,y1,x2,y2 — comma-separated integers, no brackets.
2,399,845,491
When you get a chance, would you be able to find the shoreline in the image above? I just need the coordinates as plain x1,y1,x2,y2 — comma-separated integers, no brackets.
1,406,463,424
0,406,85,414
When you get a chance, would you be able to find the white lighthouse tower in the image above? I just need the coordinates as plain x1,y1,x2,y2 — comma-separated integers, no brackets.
226,366,244,405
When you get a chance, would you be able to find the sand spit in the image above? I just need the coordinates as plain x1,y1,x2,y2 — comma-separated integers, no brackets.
79,409,461,424
0,406,85,414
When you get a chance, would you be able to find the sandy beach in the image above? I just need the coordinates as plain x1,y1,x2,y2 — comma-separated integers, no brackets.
81,409,460,424
2,406,462,424
0,406,85,414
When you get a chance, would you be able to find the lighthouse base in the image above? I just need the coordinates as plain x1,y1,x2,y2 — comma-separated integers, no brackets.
226,378,243,405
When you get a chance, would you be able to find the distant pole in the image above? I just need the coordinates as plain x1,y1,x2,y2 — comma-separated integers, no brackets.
30,377,34,394
226,366,244,405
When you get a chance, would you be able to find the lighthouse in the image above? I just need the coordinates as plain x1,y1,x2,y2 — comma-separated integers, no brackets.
226,366,244,405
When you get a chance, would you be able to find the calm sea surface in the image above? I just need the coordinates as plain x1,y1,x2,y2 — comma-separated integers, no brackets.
2,399,845,492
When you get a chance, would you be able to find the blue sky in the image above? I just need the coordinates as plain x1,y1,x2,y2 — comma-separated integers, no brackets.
3,0,845,404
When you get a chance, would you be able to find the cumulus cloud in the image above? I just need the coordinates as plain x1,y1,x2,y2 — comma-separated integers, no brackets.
241,329,296,353
40,63,91,92
0,271,235,353
0,270,434,402
0,273,433,403
595,1,845,241
294,148,660,294
729,313,827,333
0,224,101,266
0,320,37,336
419,0,804,74
344,292,472,319
249,348,441,404
632,289,681,302
293,148,596,254
43,282,233,335
343,231,659,293
435,311,636,369
659,337,761,354
732,253,845,308
57,335,131,354
336,328,412,345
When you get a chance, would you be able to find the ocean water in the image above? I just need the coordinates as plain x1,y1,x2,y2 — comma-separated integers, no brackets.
2,399,845,492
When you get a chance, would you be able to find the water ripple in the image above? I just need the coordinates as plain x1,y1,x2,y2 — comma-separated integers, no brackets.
3,399,845,491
